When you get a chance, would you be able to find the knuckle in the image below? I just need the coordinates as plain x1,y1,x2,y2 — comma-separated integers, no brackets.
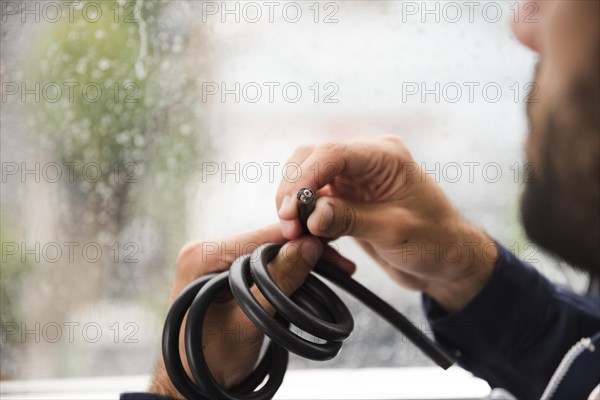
292,144,314,158
177,242,197,263
175,242,199,274
381,135,413,162
175,241,215,276
275,191,287,207
314,142,345,173
319,141,342,154
381,134,405,146
277,242,302,265
336,201,357,237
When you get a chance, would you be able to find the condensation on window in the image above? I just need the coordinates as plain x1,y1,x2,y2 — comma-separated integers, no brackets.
0,0,586,380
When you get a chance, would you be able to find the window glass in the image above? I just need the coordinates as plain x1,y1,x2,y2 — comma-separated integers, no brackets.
0,0,587,380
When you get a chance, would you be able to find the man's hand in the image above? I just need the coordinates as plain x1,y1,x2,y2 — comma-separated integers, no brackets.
277,136,498,312
149,224,354,398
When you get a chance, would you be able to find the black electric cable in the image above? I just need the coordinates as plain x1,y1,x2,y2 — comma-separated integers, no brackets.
162,188,455,400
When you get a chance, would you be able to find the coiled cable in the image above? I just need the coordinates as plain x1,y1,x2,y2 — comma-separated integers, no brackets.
162,188,455,400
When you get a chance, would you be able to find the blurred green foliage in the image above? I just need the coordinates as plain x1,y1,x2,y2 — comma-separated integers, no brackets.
27,0,205,235
0,229,33,378
0,233,32,335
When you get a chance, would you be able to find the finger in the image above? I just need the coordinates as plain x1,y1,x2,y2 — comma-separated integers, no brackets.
279,136,401,216
252,239,355,315
277,140,351,239
245,241,353,340
252,236,324,314
275,143,315,207
307,196,398,240
278,195,304,239
206,238,325,387
278,186,335,239
275,144,315,212
276,145,316,238
277,137,410,238
172,223,285,297
267,236,323,295
277,141,350,221
204,223,285,270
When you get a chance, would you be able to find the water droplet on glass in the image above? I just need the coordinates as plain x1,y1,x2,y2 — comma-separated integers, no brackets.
134,135,145,147
117,132,129,144
172,35,183,53
179,124,191,136
98,58,111,71
75,58,87,75
135,61,147,80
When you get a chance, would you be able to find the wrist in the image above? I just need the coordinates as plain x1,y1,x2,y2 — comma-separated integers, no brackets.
148,358,184,399
424,226,498,313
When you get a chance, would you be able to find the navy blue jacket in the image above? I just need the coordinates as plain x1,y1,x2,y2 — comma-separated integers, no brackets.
123,245,600,399
423,245,600,399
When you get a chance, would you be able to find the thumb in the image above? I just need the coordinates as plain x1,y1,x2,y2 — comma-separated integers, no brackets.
267,236,323,296
307,196,389,240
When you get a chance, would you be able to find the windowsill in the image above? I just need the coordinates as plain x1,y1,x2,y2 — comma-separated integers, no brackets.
0,366,490,399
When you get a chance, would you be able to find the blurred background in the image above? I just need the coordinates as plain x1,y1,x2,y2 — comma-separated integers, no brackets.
0,0,589,382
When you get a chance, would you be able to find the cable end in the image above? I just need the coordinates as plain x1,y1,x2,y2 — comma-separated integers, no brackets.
297,188,316,234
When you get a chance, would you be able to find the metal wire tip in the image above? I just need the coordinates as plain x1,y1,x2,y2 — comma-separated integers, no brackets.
297,188,314,205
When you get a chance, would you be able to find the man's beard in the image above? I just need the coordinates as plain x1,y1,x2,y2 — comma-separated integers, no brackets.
520,63,600,273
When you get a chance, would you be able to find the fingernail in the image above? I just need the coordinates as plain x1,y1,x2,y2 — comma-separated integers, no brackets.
319,202,334,232
281,219,295,237
300,240,321,266
279,195,291,218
